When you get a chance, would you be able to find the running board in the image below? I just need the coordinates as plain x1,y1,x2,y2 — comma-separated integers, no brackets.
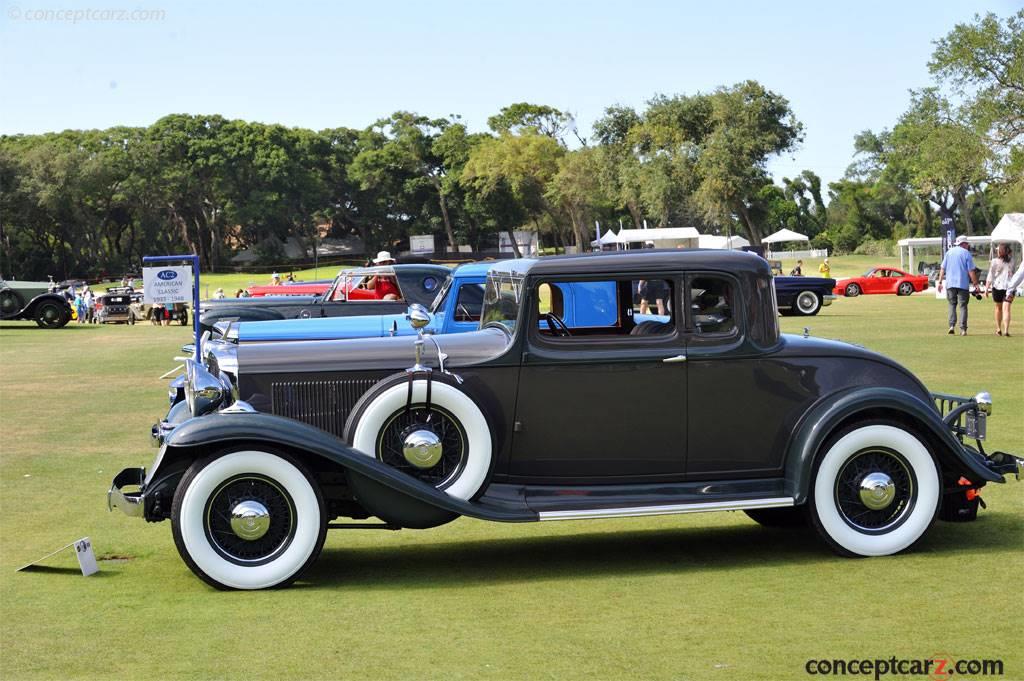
537,496,795,521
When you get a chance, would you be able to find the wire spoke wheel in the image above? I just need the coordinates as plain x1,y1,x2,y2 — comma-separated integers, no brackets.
834,448,916,534
376,404,467,489
203,474,296,565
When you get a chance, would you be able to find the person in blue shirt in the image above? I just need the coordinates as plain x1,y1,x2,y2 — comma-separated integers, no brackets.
937,235,979,335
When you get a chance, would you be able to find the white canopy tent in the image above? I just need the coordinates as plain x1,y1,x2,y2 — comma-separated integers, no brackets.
762,228,809,244
698,234,750,250
615,227,700,249
897,235,993,273
590,229,621,248
991,213,1024,244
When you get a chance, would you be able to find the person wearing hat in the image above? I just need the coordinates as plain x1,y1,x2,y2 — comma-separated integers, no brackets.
213,287,226,299
938,235,979,335
818,258,831,278
366,251,400,300
269,272,281,286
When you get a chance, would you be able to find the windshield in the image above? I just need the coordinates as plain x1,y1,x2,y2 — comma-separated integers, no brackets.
429,277,452,314
480,273,523,333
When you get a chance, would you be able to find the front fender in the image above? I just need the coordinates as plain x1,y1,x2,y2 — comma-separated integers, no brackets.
160,412,533,523
784,387,1002,504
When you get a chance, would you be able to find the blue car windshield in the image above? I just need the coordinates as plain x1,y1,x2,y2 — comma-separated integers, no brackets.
480,273,523,333
429,277,452,314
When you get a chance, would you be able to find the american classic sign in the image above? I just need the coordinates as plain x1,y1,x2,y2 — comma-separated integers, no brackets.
142,266,193,304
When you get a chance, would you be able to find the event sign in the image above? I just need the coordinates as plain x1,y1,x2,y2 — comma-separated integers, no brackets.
142,266,193,304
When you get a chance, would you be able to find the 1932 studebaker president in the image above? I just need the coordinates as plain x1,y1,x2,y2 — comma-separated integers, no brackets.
109,250,1022,590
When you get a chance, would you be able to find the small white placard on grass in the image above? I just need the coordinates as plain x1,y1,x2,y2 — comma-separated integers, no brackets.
16,537,99,576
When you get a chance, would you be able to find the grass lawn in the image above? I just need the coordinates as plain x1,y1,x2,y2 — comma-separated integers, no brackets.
1,281,1021,680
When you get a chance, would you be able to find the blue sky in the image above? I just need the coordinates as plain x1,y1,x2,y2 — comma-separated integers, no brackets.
0,0,1015,190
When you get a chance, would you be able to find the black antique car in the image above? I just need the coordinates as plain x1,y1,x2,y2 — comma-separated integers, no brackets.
198,264,451,334
773,275,836,316
109,250,1022,590
95,287,144,324
0,277,72,328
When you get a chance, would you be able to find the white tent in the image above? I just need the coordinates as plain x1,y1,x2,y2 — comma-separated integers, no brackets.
762,228,809,244
616,227,700,249
991,213,1024,244
698,234,750,250
590,229,621,247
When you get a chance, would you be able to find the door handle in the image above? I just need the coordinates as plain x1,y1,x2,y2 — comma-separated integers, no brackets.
662,354,687,363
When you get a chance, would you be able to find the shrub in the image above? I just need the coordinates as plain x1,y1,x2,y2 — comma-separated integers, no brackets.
854,238,897,257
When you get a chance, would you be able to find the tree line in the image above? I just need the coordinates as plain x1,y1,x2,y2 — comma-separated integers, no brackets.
1,11,1019,280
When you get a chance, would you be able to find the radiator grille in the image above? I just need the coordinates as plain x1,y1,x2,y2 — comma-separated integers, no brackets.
271,379,378,437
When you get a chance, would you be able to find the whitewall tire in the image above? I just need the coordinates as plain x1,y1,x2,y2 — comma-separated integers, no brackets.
348,377,492,500
794,291,822,316
171,449,326,590
809,424,940,557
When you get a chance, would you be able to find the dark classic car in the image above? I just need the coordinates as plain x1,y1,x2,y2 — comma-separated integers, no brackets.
198,264,451,333
774,276,836,316
109,250,1022,590
95,287,143,324
0,277,72,328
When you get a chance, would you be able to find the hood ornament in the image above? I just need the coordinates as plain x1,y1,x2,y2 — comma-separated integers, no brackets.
803,327,810,338
406,304,431,372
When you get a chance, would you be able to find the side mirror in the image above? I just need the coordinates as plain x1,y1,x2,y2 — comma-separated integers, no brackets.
406,303,431,330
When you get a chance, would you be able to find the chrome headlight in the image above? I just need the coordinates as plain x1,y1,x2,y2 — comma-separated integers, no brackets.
184,359,228,417
974,391,992,415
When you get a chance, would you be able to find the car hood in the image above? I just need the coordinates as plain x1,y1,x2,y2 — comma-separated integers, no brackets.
234,312,427,342
233,327,510,375
203,294,321,307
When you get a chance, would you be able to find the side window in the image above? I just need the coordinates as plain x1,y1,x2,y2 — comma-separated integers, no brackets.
536,278,675,339
689,276,736,335
452,283,485,322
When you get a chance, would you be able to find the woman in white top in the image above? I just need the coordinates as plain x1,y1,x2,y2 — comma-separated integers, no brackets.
986,243,1016,336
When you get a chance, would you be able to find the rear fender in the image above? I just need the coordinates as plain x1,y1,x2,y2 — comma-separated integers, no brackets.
784,387,1002,504
159,412,533,523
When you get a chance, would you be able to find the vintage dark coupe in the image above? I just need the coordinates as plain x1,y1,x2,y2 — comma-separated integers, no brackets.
198,264,451,333
109,250,1022,590
0,277,72,328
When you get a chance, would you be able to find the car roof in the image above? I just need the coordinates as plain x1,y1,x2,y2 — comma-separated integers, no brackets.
488,249,771,278
451,260,513,277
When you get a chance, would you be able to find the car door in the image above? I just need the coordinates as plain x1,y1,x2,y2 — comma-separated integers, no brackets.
440,280,486,334
683,273,807,479
509,275,687,482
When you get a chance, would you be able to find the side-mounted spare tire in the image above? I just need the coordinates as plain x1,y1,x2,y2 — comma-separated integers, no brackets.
0,288,25,317
344,372,493,502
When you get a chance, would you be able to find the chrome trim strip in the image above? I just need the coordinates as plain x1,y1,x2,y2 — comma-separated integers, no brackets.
538,496,795,521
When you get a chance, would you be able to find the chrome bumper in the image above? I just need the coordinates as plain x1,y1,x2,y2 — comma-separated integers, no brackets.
821,294,836,307
986,452,1024,482
108,467,146,518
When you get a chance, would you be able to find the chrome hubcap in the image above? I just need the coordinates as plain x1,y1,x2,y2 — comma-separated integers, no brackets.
402,429,443,469
229,500,270,541
858,472,896,510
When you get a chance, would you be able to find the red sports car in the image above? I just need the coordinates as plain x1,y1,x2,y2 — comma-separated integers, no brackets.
834,267,930,297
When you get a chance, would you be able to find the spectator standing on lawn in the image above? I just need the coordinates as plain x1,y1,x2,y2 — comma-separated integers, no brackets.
985,243,1015,336
83,287,95,323
790,260,803,276
938,235,979,336
74,290,87,324
818,258,830,278
1002,261,1024,337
